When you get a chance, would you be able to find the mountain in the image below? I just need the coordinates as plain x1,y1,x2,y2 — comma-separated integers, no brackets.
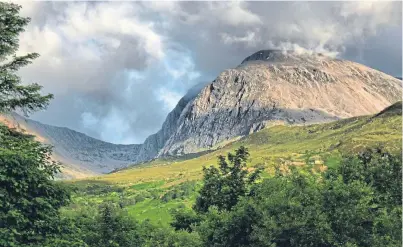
90,101,403,184
0,114,141,179
156,50,401,156
1,50,401,178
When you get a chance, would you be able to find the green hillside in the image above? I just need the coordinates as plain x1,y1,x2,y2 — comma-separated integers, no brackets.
64,102,402,225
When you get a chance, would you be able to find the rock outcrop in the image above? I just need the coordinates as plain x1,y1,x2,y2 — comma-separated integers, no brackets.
2,50,401,178
157,50,402,155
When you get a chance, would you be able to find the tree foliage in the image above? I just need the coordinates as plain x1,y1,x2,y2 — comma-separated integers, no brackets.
0,2,53,115
0,124,71,246
0,3,68,246
194,146,262,213
195,148,402,247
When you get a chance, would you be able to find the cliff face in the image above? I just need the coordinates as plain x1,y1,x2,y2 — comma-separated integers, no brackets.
2,50,400,178
156,50,401,155
134,96,194,162
0,84,204,178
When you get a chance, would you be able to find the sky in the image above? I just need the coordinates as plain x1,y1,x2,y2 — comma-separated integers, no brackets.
12,1,402,144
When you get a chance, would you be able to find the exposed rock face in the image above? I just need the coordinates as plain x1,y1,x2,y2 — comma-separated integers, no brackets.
0,83,206,178
1,50,401,178
157,50,402,155
135,95,193,162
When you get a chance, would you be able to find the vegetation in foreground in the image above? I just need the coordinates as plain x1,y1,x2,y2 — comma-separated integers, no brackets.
3,131,401,247
0,3,402,247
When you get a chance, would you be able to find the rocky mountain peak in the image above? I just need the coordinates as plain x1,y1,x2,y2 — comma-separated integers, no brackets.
240,49,329,66
156,50,401,156
3,49,401,178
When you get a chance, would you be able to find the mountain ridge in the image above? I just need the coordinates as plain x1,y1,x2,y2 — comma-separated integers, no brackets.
0,113,141,178
1,50,401,178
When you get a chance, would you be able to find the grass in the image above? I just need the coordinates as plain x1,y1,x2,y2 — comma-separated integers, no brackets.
83,109,401,185
63,102,402,225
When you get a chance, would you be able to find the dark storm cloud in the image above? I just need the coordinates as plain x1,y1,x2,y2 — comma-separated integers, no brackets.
14,1,402,144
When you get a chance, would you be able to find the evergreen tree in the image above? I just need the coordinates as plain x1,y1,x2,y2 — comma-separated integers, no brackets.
0,3,69,246
0,2,52,115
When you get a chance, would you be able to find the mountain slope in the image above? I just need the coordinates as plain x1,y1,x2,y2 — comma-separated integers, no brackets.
83,101,403,185
66,102,401,225
0,114,141,178
157,50,401,156
1,50,400,178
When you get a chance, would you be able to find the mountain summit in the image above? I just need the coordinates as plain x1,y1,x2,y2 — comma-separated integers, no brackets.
156,50,401,155
2,50,401,177
241,49,326,64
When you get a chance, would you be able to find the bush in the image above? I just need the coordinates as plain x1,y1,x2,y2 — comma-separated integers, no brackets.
170,208,203,232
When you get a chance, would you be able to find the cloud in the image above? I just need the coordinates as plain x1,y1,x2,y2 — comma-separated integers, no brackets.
13,1,402,144
157,88,183,112
208,2,262,26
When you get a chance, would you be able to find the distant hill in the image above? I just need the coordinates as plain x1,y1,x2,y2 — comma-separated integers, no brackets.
0,114,141,179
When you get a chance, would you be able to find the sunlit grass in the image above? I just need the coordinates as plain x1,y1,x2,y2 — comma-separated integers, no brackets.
63,104,402,225
83,113,401,186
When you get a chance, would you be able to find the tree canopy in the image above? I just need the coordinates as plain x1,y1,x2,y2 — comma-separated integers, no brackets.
194,146,262,213
194,148,402,247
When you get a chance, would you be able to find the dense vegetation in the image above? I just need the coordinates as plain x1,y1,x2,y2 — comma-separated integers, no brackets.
7,145,400,247
0,3,402,247
2,134,402,246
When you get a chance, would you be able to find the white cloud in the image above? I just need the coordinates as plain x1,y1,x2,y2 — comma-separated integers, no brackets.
157,88,183,112
210,2,262,26
220,32,260,47
10,1,401,144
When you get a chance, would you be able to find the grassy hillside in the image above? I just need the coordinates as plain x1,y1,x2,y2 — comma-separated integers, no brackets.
64,102,402,226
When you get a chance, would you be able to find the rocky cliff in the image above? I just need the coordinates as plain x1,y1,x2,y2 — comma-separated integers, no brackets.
156,50,401,155
2,50,401,178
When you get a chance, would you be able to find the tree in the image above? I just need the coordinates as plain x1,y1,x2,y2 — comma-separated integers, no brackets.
0,3,69,246
95,203,143,247
0,125,71,246
193,146,262,213
329,148,402,207
196,148,402,247
0,2,53,115
198,169,333,247
170,208,202,232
